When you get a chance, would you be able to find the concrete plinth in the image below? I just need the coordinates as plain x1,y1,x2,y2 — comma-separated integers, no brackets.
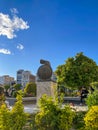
36,81,57,103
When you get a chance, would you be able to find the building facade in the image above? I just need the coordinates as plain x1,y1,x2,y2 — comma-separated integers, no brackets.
16,69,35,88
16,69,24,85
0,75,14,86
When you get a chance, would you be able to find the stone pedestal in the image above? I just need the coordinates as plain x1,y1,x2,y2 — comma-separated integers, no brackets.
36,81,57,104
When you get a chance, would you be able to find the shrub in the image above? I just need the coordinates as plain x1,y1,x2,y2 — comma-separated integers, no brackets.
35,95,60,130
35,94,75,130
0,104,11,130
0,90,27,130
85,89,98,108
84,106,98,130
0,93,5,106
27,113,37,130
59,105,75,130
73,111,86,130
11,91,27,130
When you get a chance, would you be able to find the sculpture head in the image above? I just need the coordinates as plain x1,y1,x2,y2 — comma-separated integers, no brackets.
37,59,52,81
40,59,51,66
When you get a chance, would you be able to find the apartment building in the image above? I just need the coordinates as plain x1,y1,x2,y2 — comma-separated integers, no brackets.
0,75,15,86
16,69,24,85
16,69,35,88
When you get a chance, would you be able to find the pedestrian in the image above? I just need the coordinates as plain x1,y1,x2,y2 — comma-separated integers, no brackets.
80,87,88,105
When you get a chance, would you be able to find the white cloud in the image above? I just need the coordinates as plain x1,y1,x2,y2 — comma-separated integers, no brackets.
0,8,29,39
0,48,11,54
17,44,24,50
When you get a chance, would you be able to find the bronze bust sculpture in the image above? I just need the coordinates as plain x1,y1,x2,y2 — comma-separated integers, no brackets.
37,59,52,81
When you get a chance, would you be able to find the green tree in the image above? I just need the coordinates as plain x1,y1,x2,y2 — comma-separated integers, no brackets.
3,85,10,96
55,52,98,90
0,87,4,95
13,84,21,91
3,85,10,92
24,82,36,96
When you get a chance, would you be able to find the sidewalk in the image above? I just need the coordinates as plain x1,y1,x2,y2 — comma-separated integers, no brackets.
62,103,88,112
71,105,88,111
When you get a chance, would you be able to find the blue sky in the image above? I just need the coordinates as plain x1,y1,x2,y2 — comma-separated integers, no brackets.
0,0,97,79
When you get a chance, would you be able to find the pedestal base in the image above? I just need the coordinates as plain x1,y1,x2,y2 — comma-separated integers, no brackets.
36,81,57,104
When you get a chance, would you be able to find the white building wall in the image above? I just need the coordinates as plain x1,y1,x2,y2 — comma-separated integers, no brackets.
16,69,35,88
0,76,4,85
22,71,31,88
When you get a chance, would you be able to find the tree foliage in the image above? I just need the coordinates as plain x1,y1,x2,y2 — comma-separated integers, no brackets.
24,82,36,96
0,87,5,106
13,84,21,91
0,87,4,94
86,90,98,109
3,85,10,96
55,52,98,89
3,85,10,91
90,82,98,89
